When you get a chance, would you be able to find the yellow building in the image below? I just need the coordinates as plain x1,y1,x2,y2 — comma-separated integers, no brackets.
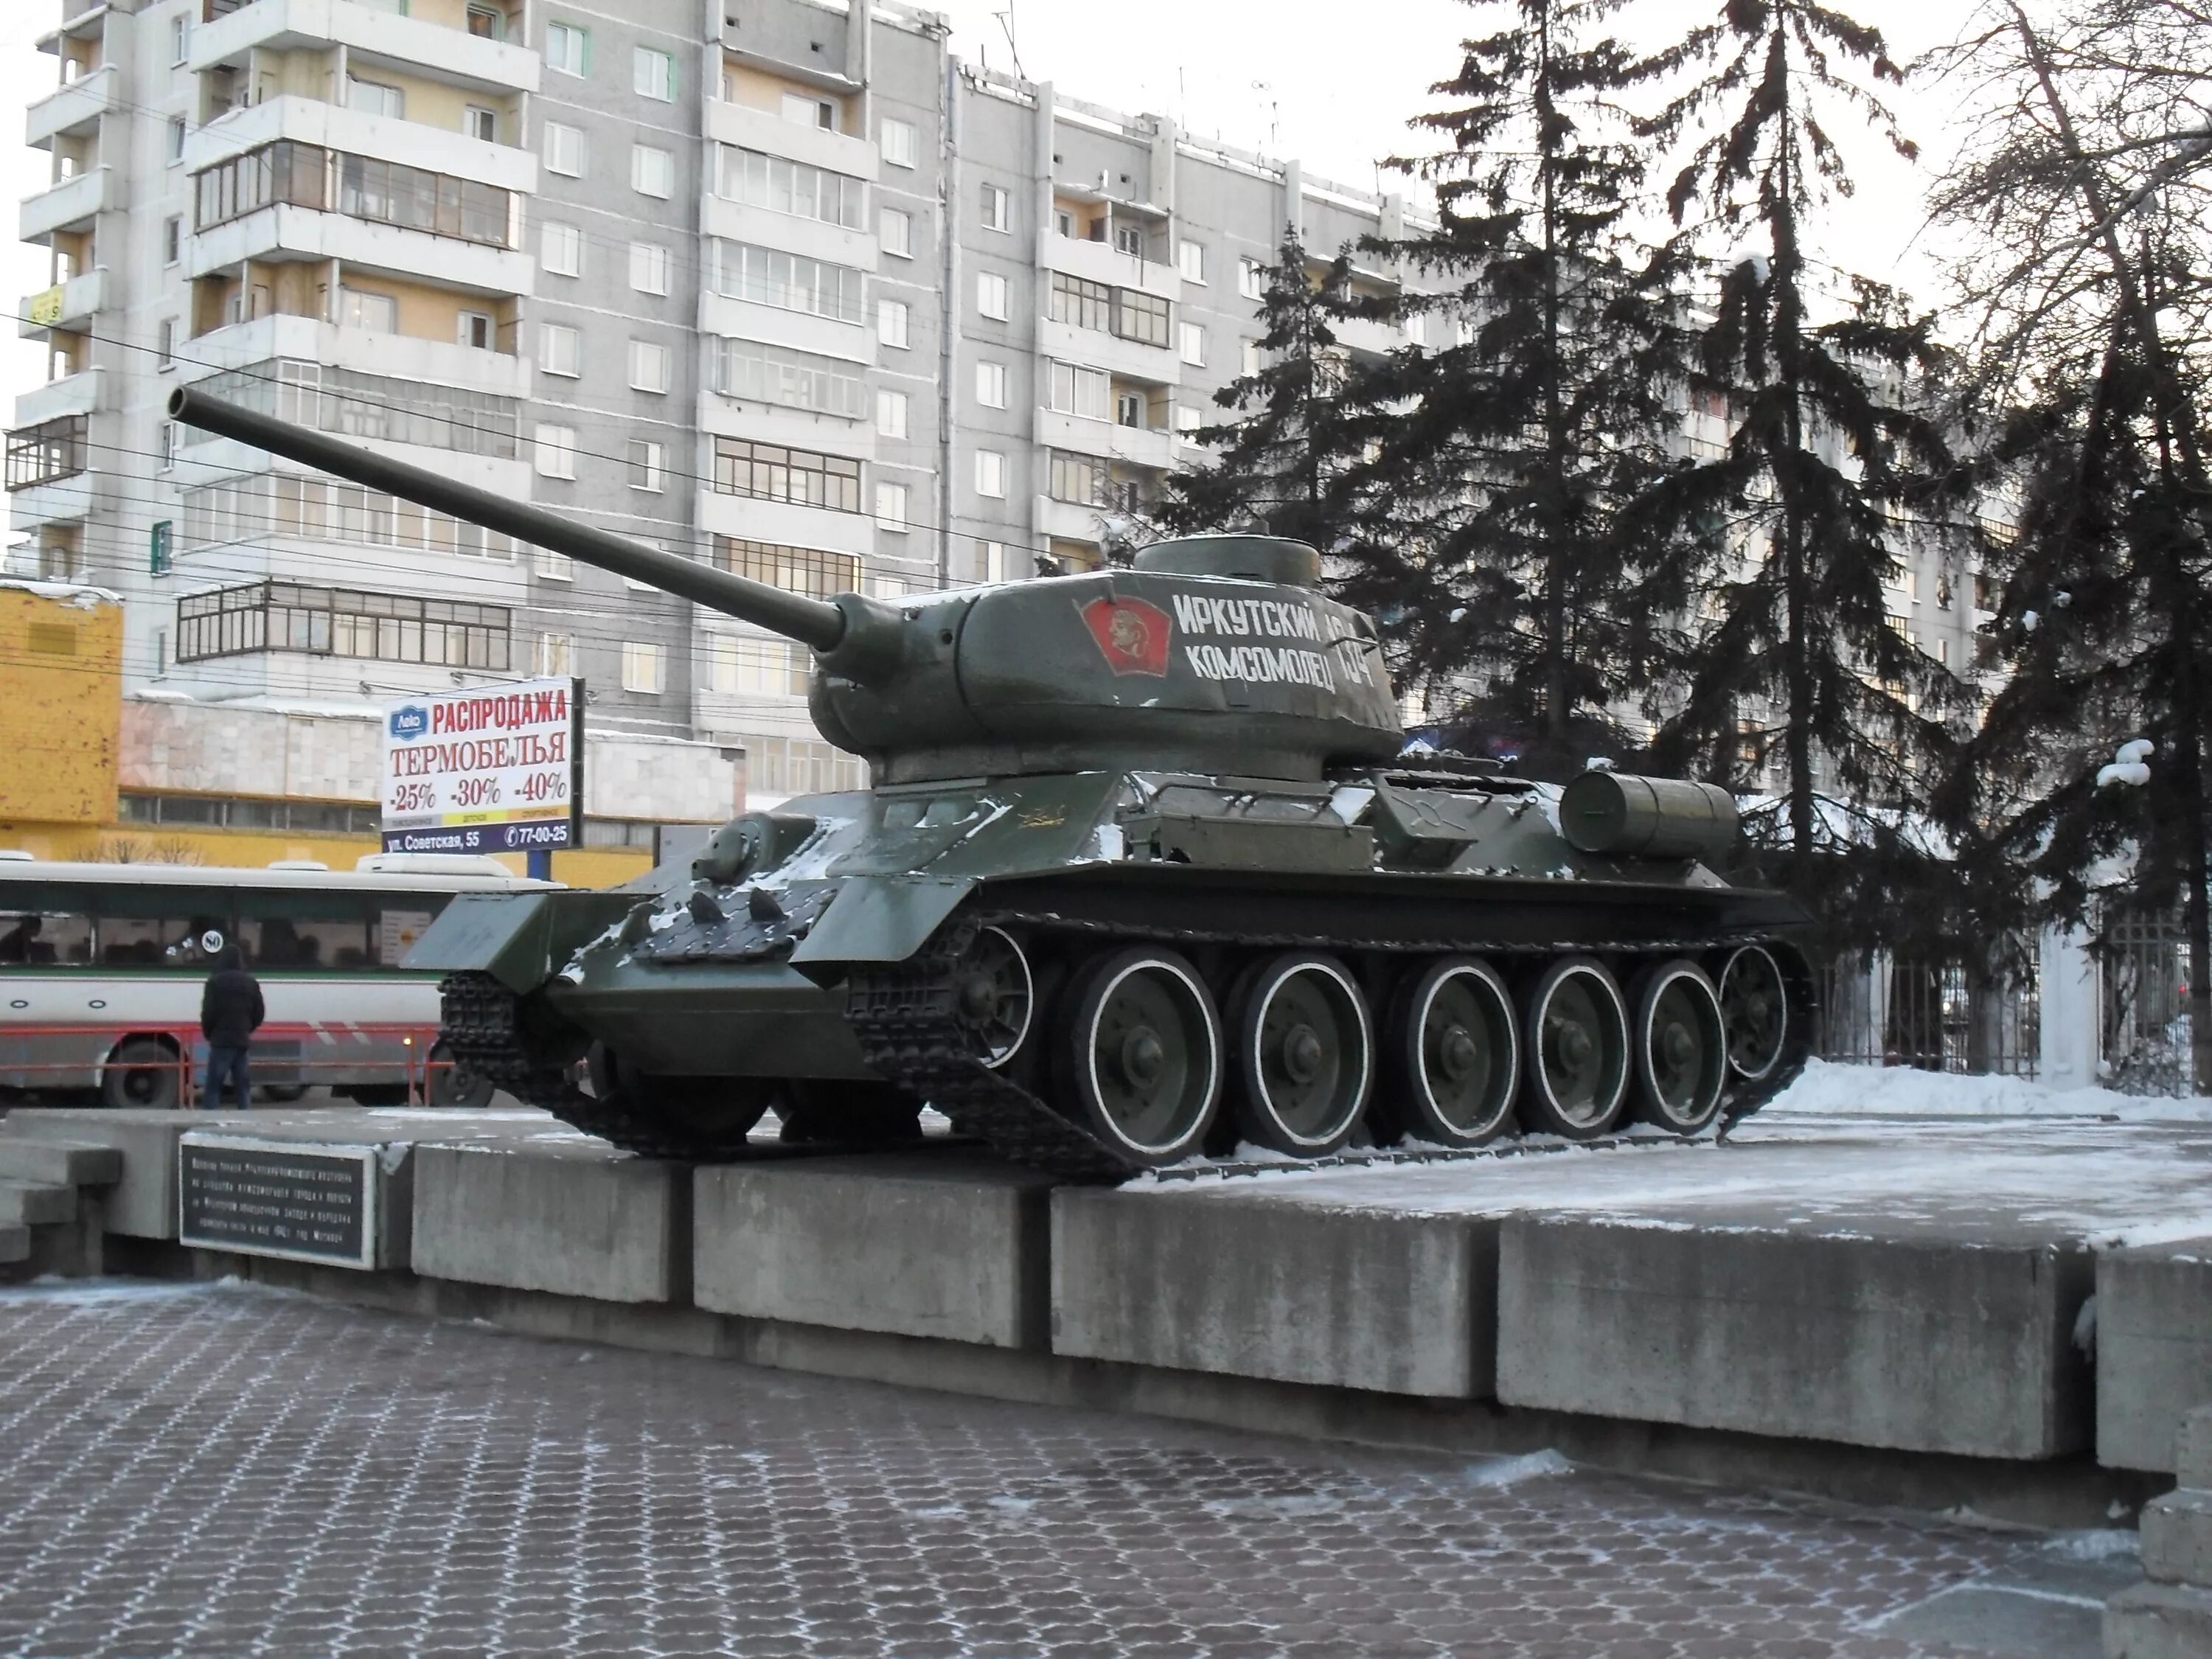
0,580,663,886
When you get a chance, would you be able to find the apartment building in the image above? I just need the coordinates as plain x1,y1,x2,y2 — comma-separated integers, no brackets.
10,0,1427,817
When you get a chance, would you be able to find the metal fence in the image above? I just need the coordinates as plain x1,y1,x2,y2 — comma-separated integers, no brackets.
2098,902,2193,1096
1815,951,2042,1078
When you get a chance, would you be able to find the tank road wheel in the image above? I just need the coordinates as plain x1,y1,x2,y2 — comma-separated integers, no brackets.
1717,945,1790,1081
426,1038,496,1108
586,1043,773,1157
1630,960,1728,1135
1520,957,1630,1140
1229,953,1374,1156
1385,956,1519,1147
952,926,1035,1069
1060,947,1222,1166
776,1079,923,1145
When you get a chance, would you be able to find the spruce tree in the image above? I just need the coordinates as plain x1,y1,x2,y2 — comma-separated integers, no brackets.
1331,0,1695,778
1627,0,1966,907
1155,229,1363,550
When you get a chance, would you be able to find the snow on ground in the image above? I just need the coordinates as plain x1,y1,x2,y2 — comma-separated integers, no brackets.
1767,1057,2212,1123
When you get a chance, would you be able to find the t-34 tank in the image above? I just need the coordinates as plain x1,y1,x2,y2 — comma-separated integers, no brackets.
172,386,1815,1176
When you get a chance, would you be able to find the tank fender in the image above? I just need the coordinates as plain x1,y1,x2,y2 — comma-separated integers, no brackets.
402,889,639,993
787,875,975,978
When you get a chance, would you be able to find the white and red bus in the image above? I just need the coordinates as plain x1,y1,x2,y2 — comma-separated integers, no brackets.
0,853,550,1107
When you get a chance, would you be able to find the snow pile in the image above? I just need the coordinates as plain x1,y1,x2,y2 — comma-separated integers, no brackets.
1767,1057,2212,1122
2097,737,2154,790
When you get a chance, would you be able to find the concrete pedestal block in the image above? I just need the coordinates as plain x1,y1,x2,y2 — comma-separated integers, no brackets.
2143,1489,2212,1587
1051,1189,1497,1398
1498,1214,2095,1458
693,1155,1057,1349
2098,1239,2212,1472
0,1109,201,1237
2104,1582,2212,1659
2181,1408,2212,1491
411,1141,686,1304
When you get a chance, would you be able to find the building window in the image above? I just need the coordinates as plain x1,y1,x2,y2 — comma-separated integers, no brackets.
976,271,1009,321
540,323,581,377
712,437,860,512
534,423,577,479
150,520,174,575
876,389,908,439
537,633,573,675
710,240,867,325
465,105,498,143
334,151,510,245
714,145,868,230
347,77,404,119
543,123,584,177
712,338,866,419
184,473,521,560
880,206,912,258
877,298,910,348
546,22,588,77
782,91,837,131
163,216,181,265
191,139,324,229
1116,392,1146,428
171,13,191,63
467,5,504,40
981,184,1009,232
975,361,1007,408
629,242,669,294
1114,290,1172,347
621,641,665,694
629,339,671,393
176,582,512,670
1048,361,1110,422
880,117,917,167
156,320,175,369
711,538,860,599
1114,223,1143,257
709,636,810,697
185,358,521,459
159,422,180,471
1239,257,1265,300
538,549,574,580
542,220,582,276
632,145,674,198
874,481,908,529
167,117,187,164
981,540,1007,582
1047,449,1107,507
1178,321,1208,366
457,307,492,349
1175,404,1204,437
4,416,87,490
975,450,1007,498
1177,240,1205,283
1048,272,1110,332
1240,338,1262,377
633,46,674,101
627,439,666,492
337,288,396,333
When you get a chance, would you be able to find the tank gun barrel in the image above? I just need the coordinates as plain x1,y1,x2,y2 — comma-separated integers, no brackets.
167,386,896,667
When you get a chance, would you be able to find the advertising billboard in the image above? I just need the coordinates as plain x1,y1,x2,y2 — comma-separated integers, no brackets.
380,677,582,855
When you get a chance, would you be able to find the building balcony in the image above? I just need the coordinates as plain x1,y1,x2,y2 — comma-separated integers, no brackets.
706,98,877,184
188,205,532,299
1036,409,1176,470
696,489,873,557
193,0,538,96
1033,494,1110,546
179,313,529,398
698,291,873,366
696,394,874,459
36,4,111,56
1038,231,1181,304
18,268,105,338
27,65,119,150
187,97,536,195
19,166,110,244
1037,318,1181,389
9,474,96,535
701,195,874,272
15,369,102,429
1331,313,1408,360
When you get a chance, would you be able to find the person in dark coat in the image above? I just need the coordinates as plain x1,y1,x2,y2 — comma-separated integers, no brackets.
199,944,265,1110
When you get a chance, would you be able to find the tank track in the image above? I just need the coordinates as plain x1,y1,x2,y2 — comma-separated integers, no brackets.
846,908,1815,1180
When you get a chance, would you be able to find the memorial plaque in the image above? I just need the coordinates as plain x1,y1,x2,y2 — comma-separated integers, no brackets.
178,1135,382,1269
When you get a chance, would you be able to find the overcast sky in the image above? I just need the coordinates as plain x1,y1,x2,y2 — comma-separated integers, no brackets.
1,0,1966,411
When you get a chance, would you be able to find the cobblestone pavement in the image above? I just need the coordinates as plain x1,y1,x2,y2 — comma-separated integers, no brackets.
0,1280,2116,1658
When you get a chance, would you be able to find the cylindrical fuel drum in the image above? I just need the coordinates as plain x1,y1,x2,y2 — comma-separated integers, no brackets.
1557,771,1739,863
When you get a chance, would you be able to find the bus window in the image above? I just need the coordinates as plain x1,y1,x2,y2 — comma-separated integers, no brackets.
237,898,375,969
0,911,91,965
378,909,436,967
96,915,220,967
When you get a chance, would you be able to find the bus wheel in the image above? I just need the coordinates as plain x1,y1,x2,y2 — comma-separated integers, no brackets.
427,1040,495,1108
102,1038,181,1110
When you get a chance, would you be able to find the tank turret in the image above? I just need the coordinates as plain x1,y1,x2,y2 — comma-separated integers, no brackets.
169,387,1400,783
170,385,1814,1179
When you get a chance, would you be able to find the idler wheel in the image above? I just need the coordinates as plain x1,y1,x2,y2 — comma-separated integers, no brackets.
1630,959,1728,1135
949,925,1034,1070
1228,953,1374,1156
1717,945,1790,1080
1059,947,1222,1166
1520,957,1630,1140
1382,956,1520,1147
